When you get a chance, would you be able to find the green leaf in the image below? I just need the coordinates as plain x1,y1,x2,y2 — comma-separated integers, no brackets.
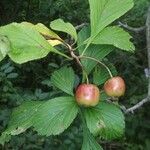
4,66,14,74
50,19,77,41
89,0,134,35
84,102,125,140
0,133,11,145
93,63,117,86
83,0,134,53
33,96,78,136
81,45,114,74
0,35,11,61
92,26,135,52
82,127,103,150
0,23,69,64
0,97,78,144
51,67,75,95
6,101,44,133
21,22,60,38
6,73,18,79
21,22,63,46
77,27,113,74
0,101,44,145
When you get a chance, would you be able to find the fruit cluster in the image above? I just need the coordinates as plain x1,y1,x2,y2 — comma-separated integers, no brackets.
75,76,125,107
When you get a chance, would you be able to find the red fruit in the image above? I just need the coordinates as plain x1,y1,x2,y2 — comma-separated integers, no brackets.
104,76,126,97
75,84,100,107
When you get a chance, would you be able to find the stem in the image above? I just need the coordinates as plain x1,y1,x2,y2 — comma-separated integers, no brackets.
80,32,101,56
42,33,90,83
80,35,97,56
66,43,89,84
80,56,113,78
74,42,85,51
81,43,90,56
83,69,89,84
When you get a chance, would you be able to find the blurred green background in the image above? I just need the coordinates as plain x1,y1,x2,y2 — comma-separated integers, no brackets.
0,0,150,149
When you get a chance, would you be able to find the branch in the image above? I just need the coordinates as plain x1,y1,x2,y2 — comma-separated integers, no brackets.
41,32,90,83
75,23,88,30
124,97,150,114
123,5,150,114
146,6,150,96
118,21,146,33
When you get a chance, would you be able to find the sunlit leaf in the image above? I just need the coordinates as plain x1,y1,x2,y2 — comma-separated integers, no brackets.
50,19,77,41
89,0,134,35
0,35,11,61
92,26,135,52
0,23,69,64
82,0,134,54
21,22,62,46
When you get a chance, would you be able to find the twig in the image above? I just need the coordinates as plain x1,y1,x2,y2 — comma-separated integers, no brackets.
41,33,89,83
121,6,150,114
75,23,88,30
146,6,150,96
69,23,88,46
118,21,146,33
125,97,150,114
67,45,89,84
67,44,82,67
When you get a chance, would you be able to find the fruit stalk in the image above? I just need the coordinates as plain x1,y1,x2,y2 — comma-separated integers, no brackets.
80,56,113,78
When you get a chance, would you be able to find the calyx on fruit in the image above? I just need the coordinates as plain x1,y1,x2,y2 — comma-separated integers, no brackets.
104,76,125,97
75,84,100,107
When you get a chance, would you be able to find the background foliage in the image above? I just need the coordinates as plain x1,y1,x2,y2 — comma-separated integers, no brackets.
0,0,150,149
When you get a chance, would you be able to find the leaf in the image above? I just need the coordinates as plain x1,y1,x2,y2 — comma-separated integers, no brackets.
41,79,52,87
6,101,44,132
77,27,113,74
82,127,103,150
0,97,78,144
92,26,135,52
89,0,134,35
51,67,75,95
0,23,69,64
0,101,44,145
93,63,117,86
0,35,11,61
81,45,114,74
50,19,77,41
6,73,18,79
33,96,78,136
47,40,62,46
84,102,125,140
0,62,11,71
83,0,134,53
21,22,62,46
4,66,14,74
0,133,11,145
